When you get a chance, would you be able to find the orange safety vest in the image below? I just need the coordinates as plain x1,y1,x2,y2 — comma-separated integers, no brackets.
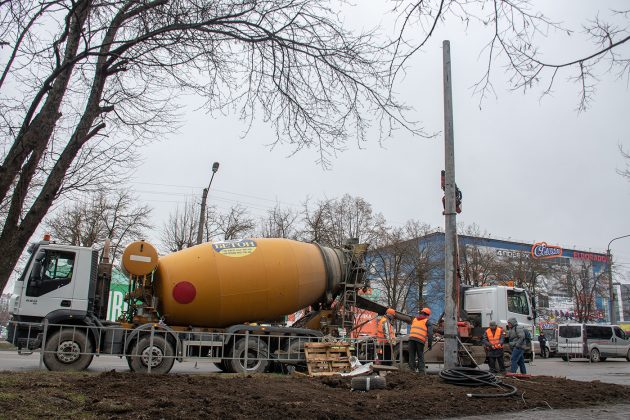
376,317,394,343
410,318,428,343
486,327,503,349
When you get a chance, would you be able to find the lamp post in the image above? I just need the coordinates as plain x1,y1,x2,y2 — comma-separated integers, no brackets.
196,162,220,245
607,234,630,324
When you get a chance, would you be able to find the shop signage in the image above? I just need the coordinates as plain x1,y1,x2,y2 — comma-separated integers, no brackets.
531,242,563,259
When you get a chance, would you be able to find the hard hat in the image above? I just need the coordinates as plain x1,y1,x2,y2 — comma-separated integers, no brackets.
421,307,431,316
386,308,396,316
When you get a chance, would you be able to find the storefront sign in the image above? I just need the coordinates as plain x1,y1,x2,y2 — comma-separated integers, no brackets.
572,251,609,263
531,242,563,259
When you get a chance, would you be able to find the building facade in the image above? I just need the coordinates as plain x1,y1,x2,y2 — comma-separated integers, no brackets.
368,232,614,327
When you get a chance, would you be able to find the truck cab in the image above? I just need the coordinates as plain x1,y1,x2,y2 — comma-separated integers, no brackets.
8,240,98,348
463,285,533,331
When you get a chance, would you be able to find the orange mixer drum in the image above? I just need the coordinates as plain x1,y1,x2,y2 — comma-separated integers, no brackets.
154,238,340,327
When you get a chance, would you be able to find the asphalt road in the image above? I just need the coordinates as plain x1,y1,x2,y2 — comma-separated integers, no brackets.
0,350,220,374
1,350,629,385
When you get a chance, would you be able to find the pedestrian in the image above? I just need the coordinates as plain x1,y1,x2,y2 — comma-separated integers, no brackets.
538,332,548,358
507,317,527,374
482,321,505,374
406,307,433,373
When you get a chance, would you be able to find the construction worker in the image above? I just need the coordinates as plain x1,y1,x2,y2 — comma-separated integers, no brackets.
376,308,396,344
407,307,433,373
376,308,396,363
482,321,505,374
507,317,527,374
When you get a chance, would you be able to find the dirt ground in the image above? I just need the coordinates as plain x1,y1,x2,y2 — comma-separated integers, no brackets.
0,370,628,419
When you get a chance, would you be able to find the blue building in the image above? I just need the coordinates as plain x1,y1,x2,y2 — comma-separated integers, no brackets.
368,232,611,324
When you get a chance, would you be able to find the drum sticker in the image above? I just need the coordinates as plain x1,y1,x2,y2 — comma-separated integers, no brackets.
212,239,257,257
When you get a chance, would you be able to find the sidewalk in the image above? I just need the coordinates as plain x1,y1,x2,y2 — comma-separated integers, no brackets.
448,404,630,419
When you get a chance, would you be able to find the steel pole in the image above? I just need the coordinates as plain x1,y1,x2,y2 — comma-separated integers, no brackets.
442,40,458,369
196,169,218,245
196,187,209,245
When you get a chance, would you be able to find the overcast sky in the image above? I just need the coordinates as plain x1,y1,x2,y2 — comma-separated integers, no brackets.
9,1,627,293
120,1,630,282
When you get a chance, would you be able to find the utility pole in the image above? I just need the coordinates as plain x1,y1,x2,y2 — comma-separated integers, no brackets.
607,234,630,324
442,40,458,369
196,162,220,245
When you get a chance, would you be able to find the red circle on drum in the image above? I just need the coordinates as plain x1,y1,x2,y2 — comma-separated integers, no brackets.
172,281,196,304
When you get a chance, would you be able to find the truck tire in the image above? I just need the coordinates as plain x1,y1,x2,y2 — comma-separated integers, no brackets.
561,355,569,362
43,329,94,372
589,348,601,363
226,337,269,373
129,336,175,374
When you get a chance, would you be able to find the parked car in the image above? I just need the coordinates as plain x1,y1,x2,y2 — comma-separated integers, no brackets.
557,323,630,362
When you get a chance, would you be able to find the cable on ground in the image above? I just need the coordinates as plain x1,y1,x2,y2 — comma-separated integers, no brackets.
439,367,518,398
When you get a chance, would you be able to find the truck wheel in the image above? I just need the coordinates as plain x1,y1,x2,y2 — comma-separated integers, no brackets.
43,329,93,372
561,355,569,362
226,337,269,373
129,336,175,374
590,348,601,363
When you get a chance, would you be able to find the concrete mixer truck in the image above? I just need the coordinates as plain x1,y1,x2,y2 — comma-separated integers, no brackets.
7,236,370,374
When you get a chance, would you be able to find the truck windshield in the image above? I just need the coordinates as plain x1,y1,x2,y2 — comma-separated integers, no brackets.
507,289,529,315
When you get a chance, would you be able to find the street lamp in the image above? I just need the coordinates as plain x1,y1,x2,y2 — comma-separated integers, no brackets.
607,234,630,324
196,162,220,245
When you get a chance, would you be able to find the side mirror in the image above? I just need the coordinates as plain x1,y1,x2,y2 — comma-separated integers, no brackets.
30,252,46,285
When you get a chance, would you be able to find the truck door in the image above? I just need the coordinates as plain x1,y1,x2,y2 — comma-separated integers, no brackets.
18,249,77,318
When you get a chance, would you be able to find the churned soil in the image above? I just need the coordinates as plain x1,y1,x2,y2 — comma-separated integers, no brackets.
0,370,628,419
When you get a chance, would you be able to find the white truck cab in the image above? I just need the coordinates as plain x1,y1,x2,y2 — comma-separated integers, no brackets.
11,241,95,320
8,239,105,351
463,286,534,329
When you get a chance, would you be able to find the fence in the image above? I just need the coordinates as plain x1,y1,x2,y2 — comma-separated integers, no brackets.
4,320,407,373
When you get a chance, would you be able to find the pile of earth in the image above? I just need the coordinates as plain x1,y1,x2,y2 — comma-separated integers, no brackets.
0,370,628,419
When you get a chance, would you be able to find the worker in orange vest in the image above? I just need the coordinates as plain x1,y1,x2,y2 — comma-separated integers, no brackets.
482,321,505,374
376,308,396,344
375,308,396,362
406,307,433,373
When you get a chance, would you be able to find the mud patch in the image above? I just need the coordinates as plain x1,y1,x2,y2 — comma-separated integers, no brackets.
0,370,628,418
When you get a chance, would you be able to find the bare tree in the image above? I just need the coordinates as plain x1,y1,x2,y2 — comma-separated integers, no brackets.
393,1,630,110
368,220,440,324
216,204,255,241
44,189,152,261
369,226,416,320
557,261,607,322
458,225,499,287
0,0,414,290
301,195,386,247
403,220,442,313
258,204,300,239
161,199,199,252
619,144,630,181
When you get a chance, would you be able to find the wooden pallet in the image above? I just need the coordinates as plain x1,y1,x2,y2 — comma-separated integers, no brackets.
304,342,352,376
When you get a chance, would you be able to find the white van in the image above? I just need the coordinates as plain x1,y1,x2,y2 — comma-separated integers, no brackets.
557,323,630,362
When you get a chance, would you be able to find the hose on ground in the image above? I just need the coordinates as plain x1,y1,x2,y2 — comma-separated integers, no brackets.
439,367,518,398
